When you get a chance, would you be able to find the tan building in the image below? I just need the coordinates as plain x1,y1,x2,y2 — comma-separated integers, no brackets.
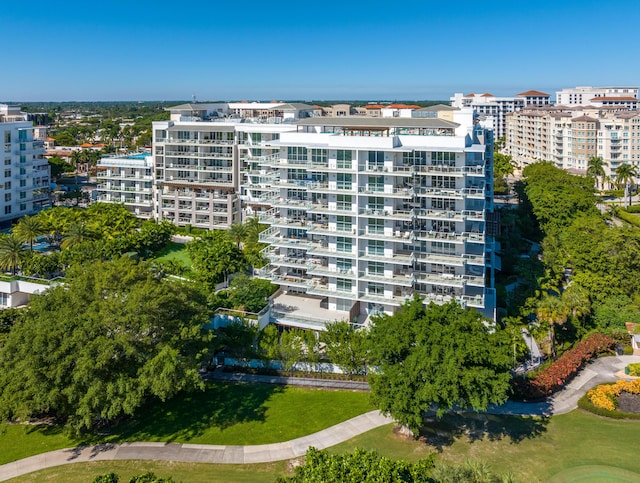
505,106,640,180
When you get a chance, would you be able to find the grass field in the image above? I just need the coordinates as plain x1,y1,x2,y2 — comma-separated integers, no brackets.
153,242,193,274
331,411,640,482
9,410,640,482
0,382,372,466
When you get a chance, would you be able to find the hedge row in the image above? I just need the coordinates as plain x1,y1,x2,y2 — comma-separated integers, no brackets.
614,207,640,228
512,333,615,399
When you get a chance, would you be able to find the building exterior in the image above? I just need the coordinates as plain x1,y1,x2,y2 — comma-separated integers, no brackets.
96,153,154,218
450,91,551,139
0,104,50,225
136,102,498,327
556,86,638,109
252,110,497,327
505,106,640,178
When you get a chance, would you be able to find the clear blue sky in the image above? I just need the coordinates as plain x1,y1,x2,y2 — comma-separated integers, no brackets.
2,0,639,102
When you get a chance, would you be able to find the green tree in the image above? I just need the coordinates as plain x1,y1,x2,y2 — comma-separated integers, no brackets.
535,293,568,358
13,215,45,251
61,222,96,249
320,321,370,378
227,222,247,248
186,230,246,287
0,235,27,275
494,152,515,178
368,298,512,434
614,162,638,207
0,257,211,434
276,447,436,483
586,156,607,190
227,274,276,313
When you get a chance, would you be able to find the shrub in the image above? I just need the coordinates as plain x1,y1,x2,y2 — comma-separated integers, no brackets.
624,345,635,356
587,379,640,411
628,363,640,377
578,393,640,420
512,333,615,399
614,207,640,228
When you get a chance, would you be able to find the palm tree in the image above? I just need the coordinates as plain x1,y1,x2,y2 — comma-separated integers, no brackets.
0,235,27,275
244,216,263,244
535,294,568,358
61,222,95,249
586,156,607,191
13,216,45,251
227,222,247,248
614,163,638,207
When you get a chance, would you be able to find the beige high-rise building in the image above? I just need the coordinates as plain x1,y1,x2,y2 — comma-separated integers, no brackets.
505,106,640,180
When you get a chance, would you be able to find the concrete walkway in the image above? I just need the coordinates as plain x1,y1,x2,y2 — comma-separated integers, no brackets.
2,355,639,481
0,411,393,481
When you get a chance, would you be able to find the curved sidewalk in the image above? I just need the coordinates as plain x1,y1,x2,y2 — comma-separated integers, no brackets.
2,355,639,481
0,411,393,481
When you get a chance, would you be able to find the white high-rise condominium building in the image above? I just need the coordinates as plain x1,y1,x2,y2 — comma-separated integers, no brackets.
0,104,50,225
450,91,551,139
96,153,154,218
505,105,640,179
254,110,497,327
145,102,496,327
556,86,638,109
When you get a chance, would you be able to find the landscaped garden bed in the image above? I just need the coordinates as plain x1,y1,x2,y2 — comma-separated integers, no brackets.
578,379,640,419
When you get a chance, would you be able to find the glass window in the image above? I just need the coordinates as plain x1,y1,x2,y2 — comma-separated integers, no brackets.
311,149,327,164
337,150,352,169
368,240,384,256
431,151,456,166
368,282,384,295
368,175,384,192
368,261,384,275
337,173,352,190
336,215,352,232
337,194,352,211
368,196,384,210
337,236,352,253
368,218,384,234
287,146,308,162
337,278,352,293
368,151,384,166
336,258,352,273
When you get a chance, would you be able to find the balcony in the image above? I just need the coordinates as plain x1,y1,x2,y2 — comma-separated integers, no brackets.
358,228,413,241
358,186,414,198
414,165,484,176
359,250,414,265
357,291,413,306
359,270,414,287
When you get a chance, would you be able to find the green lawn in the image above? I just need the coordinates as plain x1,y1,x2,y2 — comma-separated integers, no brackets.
153,242,193,271
7,460,289,483
331,411,640,482
0,383,372,465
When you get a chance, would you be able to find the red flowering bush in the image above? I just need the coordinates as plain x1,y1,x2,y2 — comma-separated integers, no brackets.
512,333,615,399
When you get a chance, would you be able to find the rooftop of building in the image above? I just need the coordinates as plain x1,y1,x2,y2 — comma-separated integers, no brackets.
294,116,460,129
516,90,551,97
590,96,638,102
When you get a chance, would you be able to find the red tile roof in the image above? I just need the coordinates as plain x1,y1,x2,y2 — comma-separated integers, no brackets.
364,105,384,109
481,93,494,97
517,90,551,97
590,96,638,101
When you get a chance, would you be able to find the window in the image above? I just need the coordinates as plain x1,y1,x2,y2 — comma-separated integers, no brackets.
176,131,191,140
4,206,10,215
19,179,26,187
3,159,9,166
368,261,384,276
0,293,7,306
431,241,455,255
368,282,384,295
337,258,352,273
337,278,352,293
368,218,384,234
337,194,352,211
19,203,26,211
431,151,456,166
3,181,10,190
287,146,308,162
337,236,352,253
4,170,10,178
432,176,456,188
336,215,352,232
4,193,10,202
337,173,352,190
337,150,352,169
368,151,384,166
4,132,10,144
431,198,456,211
368,196,384,211
311,149,327,164
368,240,384,256
19,191,26,200
368,175,384,192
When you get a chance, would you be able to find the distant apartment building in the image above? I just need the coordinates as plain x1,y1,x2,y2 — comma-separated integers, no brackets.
0,104,50,225
505,105,640,178
450,90,551,139
96,153,154,218
556,86,638,109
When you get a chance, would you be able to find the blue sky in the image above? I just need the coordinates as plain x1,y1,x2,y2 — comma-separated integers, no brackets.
2,0,639,101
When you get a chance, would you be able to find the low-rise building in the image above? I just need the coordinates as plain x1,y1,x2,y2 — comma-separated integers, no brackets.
96,153,154,218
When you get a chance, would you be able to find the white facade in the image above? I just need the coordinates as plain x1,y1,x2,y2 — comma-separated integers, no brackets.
96,153,154,218
0,105,50,225
451,91,551,139
556,86,638,109
253,111,497,326
0,276,52,308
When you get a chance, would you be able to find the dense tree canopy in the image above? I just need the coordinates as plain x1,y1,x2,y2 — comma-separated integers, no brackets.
0,257,211,433
187,230,246,287
368,298,512,433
